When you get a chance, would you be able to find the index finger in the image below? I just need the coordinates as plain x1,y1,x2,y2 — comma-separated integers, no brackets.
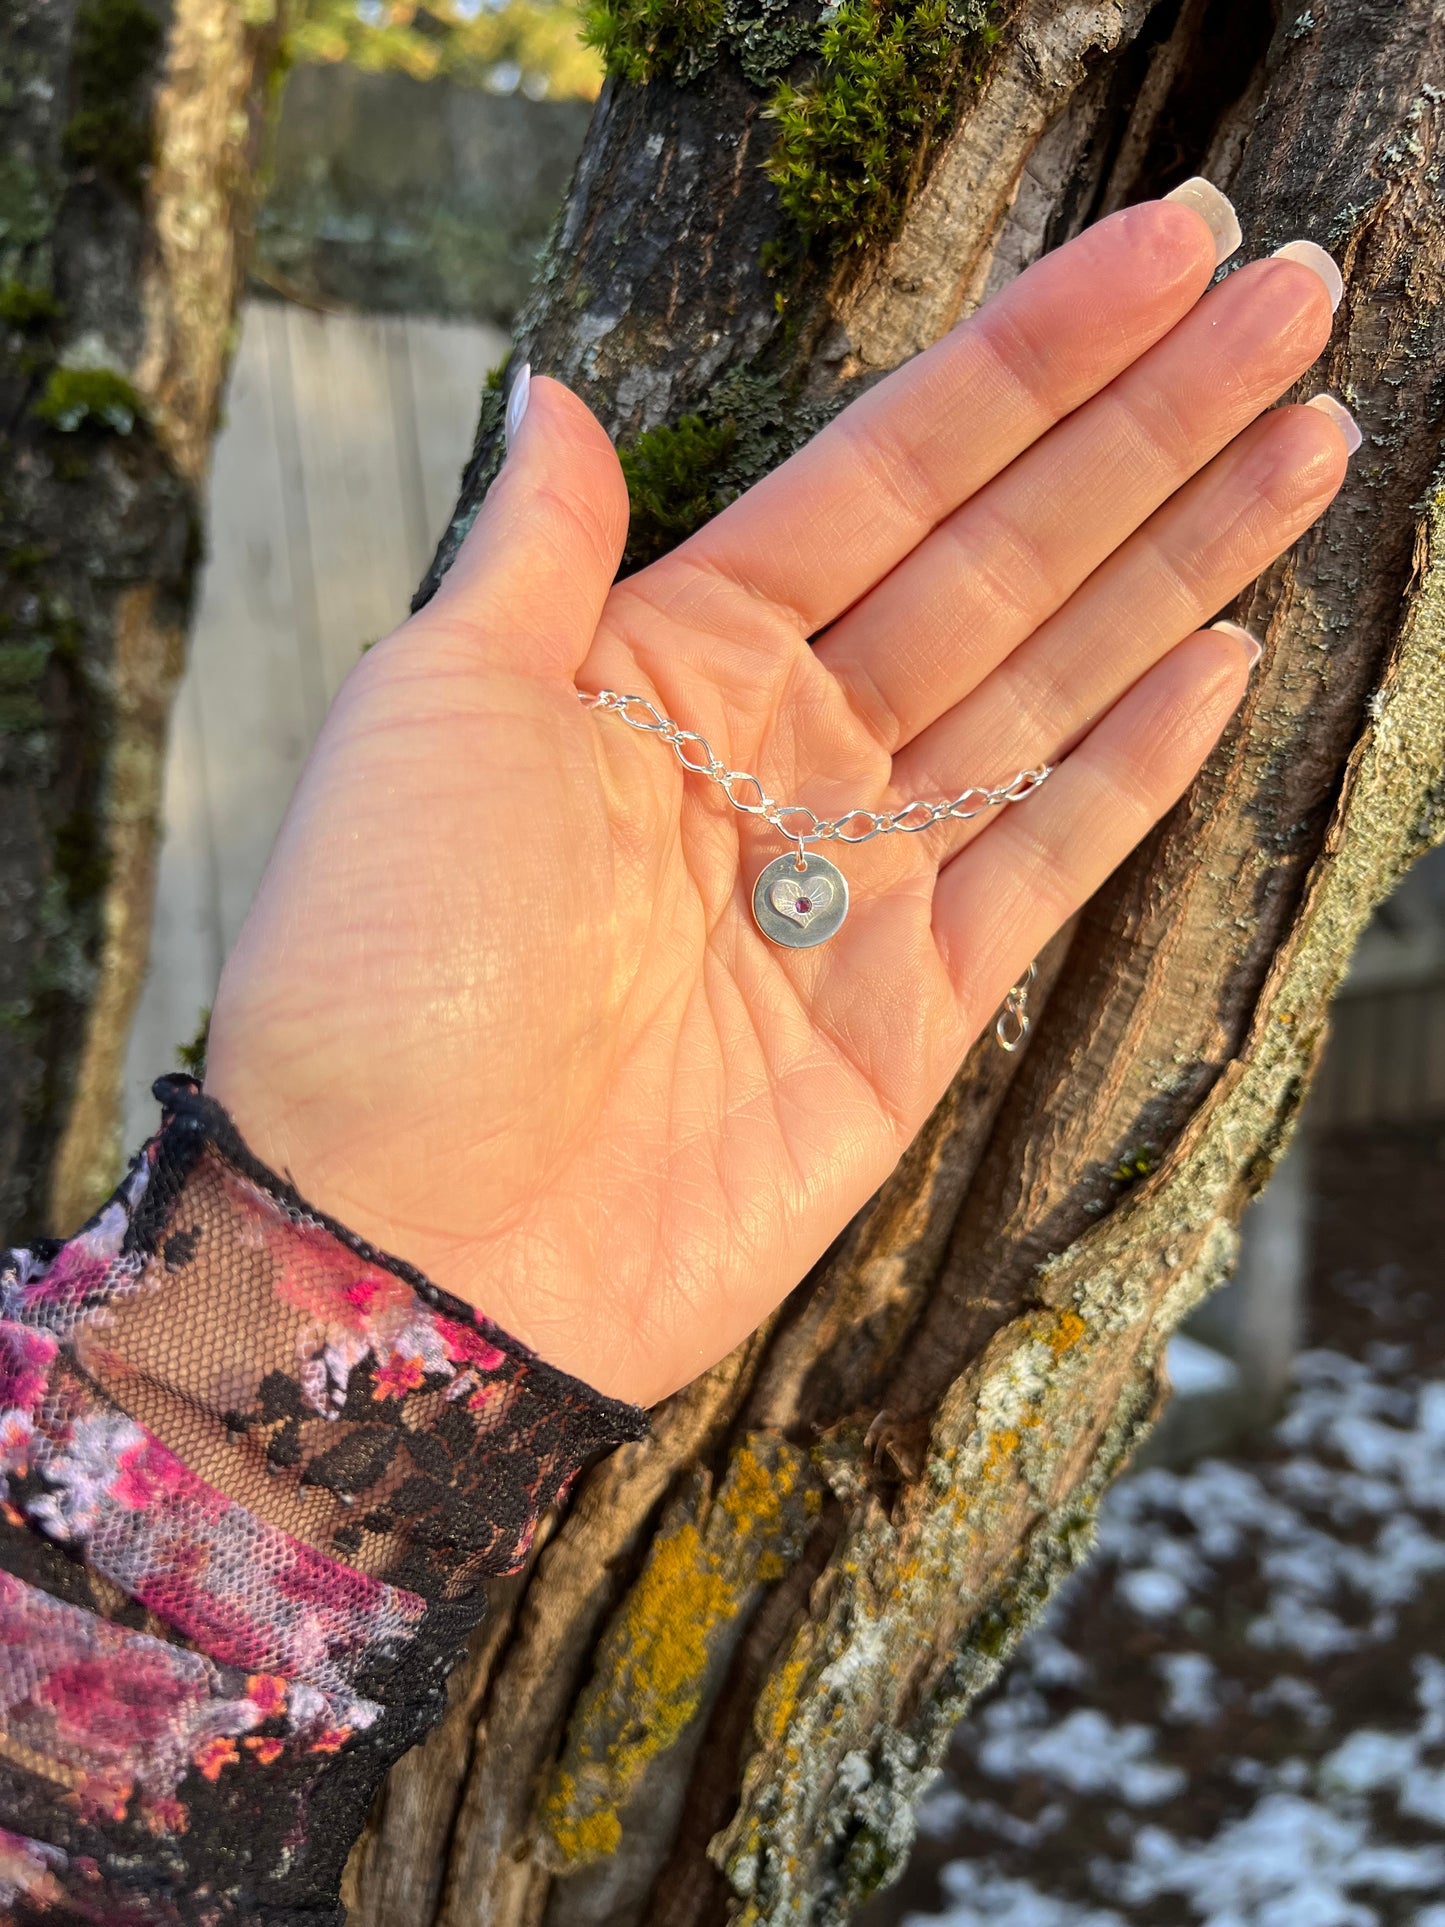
661,195,1229,637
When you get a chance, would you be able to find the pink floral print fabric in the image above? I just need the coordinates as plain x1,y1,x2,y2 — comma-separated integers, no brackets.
0,1572,343,1830
0,1076,649,1923
1,1365,414,1712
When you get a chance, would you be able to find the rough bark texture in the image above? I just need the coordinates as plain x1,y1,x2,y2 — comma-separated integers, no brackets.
0,0,287,1240
356,0,1443,1921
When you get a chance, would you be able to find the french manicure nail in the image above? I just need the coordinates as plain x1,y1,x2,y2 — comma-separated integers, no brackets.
1272,239,1344,313
1163,177,1243,267
1306,392,1363,454
504,362,531,450
1210,619,1263,667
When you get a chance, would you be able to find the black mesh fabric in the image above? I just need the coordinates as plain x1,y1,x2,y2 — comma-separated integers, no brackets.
0,1077,650,1922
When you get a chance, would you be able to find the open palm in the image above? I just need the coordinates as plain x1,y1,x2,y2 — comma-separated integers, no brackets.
204,198,1347,1407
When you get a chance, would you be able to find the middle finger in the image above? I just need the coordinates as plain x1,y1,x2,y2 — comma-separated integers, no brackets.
815,251,1338,754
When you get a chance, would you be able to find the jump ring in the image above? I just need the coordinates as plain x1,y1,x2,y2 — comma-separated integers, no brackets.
996,1003,1028,1052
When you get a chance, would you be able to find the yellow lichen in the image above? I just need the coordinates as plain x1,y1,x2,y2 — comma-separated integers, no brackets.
620,1521,738,1731
761,1651,811,1746
721,1443,793,1535
544,1434,818,1866
1042,1309,1087,1356
545,1774,624,1860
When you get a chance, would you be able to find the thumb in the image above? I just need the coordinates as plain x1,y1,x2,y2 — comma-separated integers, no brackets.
423,368,631,675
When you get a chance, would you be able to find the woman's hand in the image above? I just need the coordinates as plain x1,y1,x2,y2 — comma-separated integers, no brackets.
203,193,1350,1407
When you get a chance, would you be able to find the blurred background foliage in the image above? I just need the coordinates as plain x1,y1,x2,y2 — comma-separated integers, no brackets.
288,0,603,100
256,0,598,320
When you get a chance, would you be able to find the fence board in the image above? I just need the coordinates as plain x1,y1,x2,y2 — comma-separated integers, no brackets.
403,314,506,564
122,300,498,1146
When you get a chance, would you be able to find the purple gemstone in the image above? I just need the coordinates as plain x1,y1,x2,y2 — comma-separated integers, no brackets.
796,897,812,914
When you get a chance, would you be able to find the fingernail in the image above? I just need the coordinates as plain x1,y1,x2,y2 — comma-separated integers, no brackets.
1210,619,1263,667
1163,177,1242,267
504,362,531,450
1272,239,1344,313
1306,392,1363,454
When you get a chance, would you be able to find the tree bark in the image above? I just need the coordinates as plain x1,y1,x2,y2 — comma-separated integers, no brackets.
343,1,1441,1921
0,0,287,1240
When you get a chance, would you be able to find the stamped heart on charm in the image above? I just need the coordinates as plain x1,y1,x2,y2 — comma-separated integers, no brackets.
770,875,834,926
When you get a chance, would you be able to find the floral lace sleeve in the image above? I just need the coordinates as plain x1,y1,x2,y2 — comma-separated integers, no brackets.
0,1074,650,1924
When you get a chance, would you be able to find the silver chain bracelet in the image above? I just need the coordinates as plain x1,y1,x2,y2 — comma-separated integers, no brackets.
580,688,1050,1049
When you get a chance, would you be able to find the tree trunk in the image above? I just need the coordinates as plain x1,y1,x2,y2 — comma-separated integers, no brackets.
344,1,1439,1921
0,0,287,1240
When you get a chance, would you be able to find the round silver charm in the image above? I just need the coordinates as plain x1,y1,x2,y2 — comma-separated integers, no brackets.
752,851,849,949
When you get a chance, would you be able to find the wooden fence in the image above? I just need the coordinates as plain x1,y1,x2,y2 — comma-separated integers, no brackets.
121,299,505,1145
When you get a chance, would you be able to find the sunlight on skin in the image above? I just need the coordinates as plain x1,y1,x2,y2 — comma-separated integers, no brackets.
204,196,1353,1408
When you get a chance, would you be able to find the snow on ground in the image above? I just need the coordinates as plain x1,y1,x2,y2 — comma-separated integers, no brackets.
881,1328,1445,1927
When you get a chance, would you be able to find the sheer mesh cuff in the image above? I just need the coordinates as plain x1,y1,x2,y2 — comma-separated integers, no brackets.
0,1075,650,1921
66,1074,648,1600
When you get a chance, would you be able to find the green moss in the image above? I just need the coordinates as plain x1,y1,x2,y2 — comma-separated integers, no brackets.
63,0,164,195
53,806,111,910
31,369,141,436
177,1007,211,1076
0,636,52,734
28,875,97,1002
42,605,84,668
64,107,148,188
0,1000,38,1039
0,578,111,1046
616,368,841,570
0,640,52,689
619,413,739,567
0,281,61,328
765,0,1001,254
582,0,819,89
581,0,727,84
0,694,49,733
584,0,1002,255
841,1821,897,1901
0,157,56,258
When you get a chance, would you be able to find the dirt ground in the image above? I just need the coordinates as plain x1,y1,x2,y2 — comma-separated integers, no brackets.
866,1121,1445,1927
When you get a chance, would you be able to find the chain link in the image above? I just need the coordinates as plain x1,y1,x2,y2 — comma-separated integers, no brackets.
579,689,1052,843
580,687,1046,1049
995,961,1036,1052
